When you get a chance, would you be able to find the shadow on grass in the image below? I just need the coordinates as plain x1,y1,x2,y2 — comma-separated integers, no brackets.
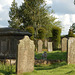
65,70,75,75
35,61,67,70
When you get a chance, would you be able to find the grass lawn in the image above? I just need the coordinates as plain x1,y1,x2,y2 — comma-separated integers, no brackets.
35,50,67,61
23,62,75,75
0,51,75,75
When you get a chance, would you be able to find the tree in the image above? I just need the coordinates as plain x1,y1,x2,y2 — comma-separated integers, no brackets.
38,27,46,40
18,0,61,37
8,0,62,39
18,0,49,35
44,14,61,38
70,23,75,33
26,26,35,40
8,0,20,29
68,29,74,37
74,0,75,5
52,26,61,50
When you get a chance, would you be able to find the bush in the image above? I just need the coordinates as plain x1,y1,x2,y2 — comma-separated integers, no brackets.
26,26,35,40
52,26,61,50
38,27,46,40
68,29,75,37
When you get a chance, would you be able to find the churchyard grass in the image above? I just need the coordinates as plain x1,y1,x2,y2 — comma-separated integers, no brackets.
1,51,75,75
35,50,67,61
23,62,75,75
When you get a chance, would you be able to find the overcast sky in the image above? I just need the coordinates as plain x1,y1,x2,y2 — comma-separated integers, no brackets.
0,0,75,35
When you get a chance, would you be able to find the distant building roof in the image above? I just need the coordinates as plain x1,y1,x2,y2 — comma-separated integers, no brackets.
0,27,32,36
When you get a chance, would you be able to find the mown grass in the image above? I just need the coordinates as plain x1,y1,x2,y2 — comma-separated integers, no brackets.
1,51,75,75
23,62,75,75
35,50,67,61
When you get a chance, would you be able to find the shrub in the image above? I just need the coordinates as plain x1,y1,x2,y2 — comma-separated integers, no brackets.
52,26,61,50
68,29,75,37
38,27,46,40
26,26,35,40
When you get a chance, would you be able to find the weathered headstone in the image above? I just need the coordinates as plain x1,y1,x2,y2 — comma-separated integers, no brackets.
68,38,75,64
38,40,43,53
44,39,48,48
48,42,53,52
62,38,68,52
17,36,35,74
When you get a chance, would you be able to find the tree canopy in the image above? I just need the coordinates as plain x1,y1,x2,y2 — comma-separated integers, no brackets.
8,0,62,39
8,0,21,29
70,23,75,33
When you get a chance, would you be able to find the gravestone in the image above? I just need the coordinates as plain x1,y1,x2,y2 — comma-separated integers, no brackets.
68,38,75,64
17,36,35,74
38,40,43,53
48,42,53,52
62,38,68,52
44,39,48,48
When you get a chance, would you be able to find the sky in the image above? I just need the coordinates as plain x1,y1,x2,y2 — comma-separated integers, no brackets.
0,0,75,35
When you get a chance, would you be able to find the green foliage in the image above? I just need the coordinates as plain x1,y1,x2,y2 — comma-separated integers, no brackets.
18,0,47,29
52,26,61,49
8,0,62,39
70,23,75,33
0,64,16,75
26,26,35,40
38,27,46,40
68,29,75,37
8,0,21,29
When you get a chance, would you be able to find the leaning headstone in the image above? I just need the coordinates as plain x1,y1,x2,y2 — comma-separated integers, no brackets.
38,40,43,53
68,38,75,64
62,38,68,52
48,42,53,52
44,39,48,48
17,36,35,74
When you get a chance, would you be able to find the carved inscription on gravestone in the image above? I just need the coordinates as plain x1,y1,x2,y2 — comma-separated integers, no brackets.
48,42,53,52
38,40,43,53
62,38,68,52
68,38,75,64
17,36,35,74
